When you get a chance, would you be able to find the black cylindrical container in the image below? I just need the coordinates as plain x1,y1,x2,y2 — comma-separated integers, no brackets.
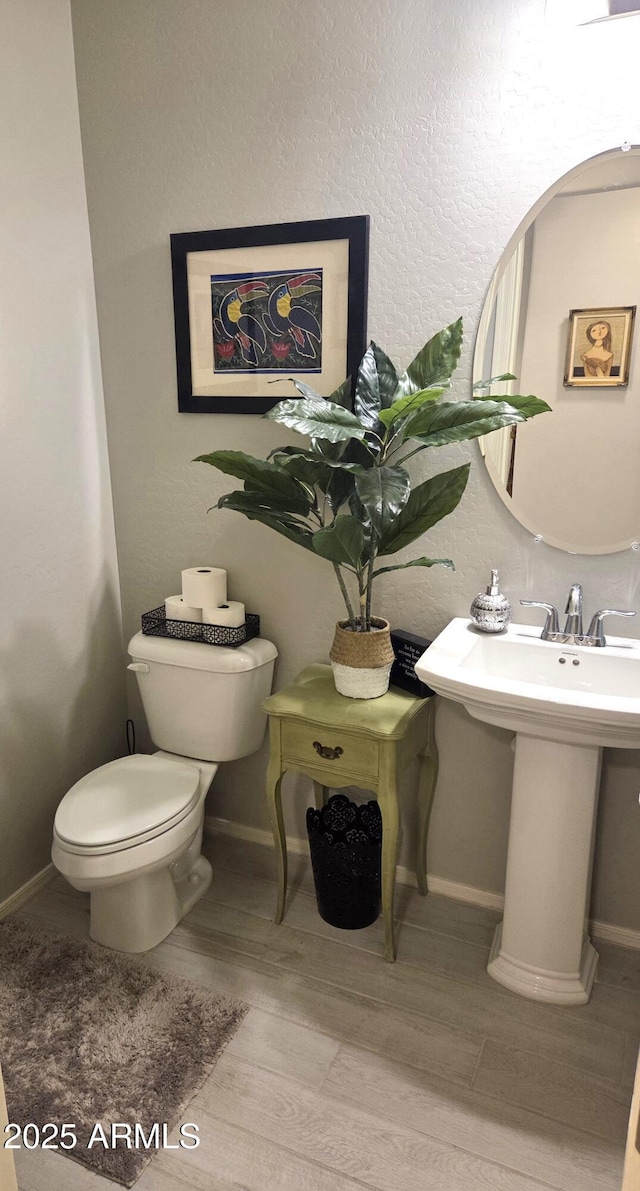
306,794,382,929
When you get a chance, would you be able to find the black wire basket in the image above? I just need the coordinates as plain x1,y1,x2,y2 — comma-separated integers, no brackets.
141,606,260,649
306,795,382,929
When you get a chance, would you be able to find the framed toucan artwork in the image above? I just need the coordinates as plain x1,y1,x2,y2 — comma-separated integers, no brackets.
170,215,369,413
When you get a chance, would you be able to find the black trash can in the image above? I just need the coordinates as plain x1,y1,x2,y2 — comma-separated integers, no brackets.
306,794,382,929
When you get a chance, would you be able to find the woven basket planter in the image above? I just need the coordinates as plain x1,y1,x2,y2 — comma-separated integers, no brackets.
329,618,394,699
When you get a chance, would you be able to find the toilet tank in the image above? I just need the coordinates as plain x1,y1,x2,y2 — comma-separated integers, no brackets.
127,632,278,762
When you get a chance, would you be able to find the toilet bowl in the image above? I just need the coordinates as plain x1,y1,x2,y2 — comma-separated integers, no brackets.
52,752,217,952
52,632,277,953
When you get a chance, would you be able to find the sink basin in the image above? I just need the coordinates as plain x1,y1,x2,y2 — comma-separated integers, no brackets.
414,618,640,1005
415,618,640,748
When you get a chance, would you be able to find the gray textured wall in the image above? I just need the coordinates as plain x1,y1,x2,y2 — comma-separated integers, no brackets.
70,0,640,928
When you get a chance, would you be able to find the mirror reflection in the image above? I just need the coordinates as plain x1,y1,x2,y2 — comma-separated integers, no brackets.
474,147,640,554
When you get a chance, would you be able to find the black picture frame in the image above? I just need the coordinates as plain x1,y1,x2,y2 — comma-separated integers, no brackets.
170,215,369,414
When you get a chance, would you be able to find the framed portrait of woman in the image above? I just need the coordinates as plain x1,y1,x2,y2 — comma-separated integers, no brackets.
564,305,635,387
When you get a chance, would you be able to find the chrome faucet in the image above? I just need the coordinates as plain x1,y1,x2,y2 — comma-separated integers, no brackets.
521,583,635,647
563,583,583,637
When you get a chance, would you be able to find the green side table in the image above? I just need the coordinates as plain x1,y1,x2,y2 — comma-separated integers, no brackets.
262,664,438,962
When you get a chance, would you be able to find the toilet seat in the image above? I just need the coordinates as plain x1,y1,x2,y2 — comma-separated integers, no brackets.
54,755,201,855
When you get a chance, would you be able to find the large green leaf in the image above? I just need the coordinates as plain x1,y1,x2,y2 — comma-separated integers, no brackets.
399,399,544,449
286,438,374,513
269,447,364,488
328,377,353,409
281,378,323,401
322,438,375,512
377,464,470,556
310,438,345,461
265,398,367,443
282,376,350,409
473,392,552,417
339,438,376,468
373,556,454,577
217,491,315,552
274,450,364,475
354,342,400,431
267,446,366,514
312,515,365,569
348,489,373,553
396,319,463,396
270,452,331,492
472,372,516,391
195,449,310,512
378,387,445,428
267,444,306,464
326,470,357,514
354,465,410,539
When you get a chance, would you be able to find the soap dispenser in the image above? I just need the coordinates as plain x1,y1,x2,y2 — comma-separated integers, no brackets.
470,569,511,633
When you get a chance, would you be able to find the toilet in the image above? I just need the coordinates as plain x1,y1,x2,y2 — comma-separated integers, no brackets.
52,630,277,953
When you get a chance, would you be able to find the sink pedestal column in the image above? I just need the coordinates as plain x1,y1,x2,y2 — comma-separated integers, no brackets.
488,733,602,1005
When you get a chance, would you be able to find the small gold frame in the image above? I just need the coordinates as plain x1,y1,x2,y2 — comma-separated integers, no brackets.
564,305,635,387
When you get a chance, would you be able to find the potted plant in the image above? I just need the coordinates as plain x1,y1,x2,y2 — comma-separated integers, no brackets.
196,319,550,698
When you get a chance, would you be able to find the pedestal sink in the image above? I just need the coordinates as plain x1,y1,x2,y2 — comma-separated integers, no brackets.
415,619,640,1004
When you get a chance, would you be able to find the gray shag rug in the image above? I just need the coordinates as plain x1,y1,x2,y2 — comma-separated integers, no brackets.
0,916,247,1186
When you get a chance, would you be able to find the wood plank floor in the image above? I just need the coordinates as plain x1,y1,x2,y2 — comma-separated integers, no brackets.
10,832,638,1191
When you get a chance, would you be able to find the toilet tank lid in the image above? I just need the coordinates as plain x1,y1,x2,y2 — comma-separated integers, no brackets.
128,631,277,673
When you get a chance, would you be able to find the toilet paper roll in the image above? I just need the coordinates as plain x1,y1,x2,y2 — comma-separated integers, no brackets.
182,566,227,609
202,601,245,629
165,594,202,623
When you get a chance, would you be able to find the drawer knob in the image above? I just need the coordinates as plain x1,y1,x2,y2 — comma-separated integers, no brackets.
313,741,344,761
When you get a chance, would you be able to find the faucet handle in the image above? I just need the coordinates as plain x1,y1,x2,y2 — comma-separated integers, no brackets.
585,609,636,647
520,600,560,639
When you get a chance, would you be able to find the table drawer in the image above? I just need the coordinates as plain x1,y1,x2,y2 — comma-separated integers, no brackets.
281,720,379,781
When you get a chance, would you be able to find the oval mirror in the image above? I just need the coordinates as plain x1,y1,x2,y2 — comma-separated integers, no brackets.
474,146,640,555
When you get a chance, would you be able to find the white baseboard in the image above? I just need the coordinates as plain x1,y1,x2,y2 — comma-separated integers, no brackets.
0,863,56,920
590,919,640,950
205,814,640,951
206,815,506,910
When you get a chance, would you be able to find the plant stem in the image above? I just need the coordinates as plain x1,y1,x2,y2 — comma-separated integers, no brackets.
357,568,367,632
333,564,356,629
364,541,376,632
392,443,428,466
